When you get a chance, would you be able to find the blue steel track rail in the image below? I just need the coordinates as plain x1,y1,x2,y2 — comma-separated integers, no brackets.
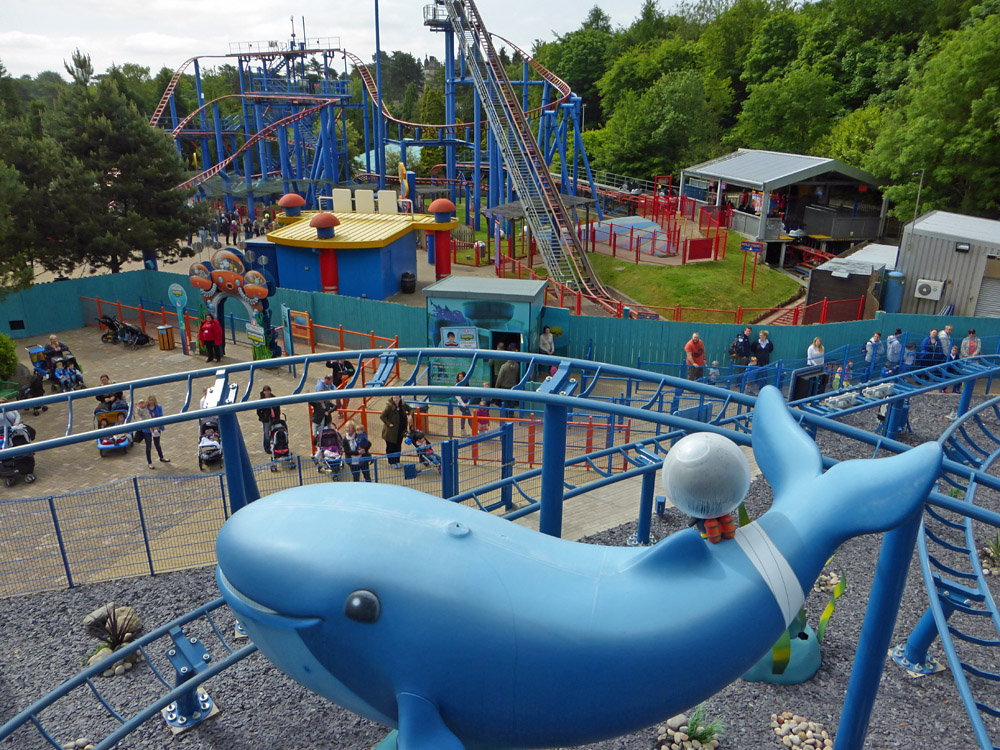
0,598,257,750
4,349,1000,748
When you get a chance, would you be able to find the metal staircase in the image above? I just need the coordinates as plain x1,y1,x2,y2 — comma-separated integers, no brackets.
441,0,616,311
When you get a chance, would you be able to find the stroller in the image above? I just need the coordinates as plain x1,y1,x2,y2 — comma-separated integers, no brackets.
95,408,131,457
18,371,48,416
268,416,294,471
26,345,78,392
0,422,37,486
405,429,441,471
198,418,224,470
315,426,343,475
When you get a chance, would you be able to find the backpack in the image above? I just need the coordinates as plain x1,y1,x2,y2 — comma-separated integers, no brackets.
728,339,739,357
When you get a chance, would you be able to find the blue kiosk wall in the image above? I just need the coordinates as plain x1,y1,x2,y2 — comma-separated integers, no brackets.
425,277,549,386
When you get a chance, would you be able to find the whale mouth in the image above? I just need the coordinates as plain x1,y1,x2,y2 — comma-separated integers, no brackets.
218,568,323,630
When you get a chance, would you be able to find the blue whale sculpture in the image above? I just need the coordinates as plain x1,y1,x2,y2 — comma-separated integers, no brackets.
216,386,941,749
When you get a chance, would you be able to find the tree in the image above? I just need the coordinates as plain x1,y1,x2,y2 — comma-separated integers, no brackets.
740,12,801,88
597,70,720,177
45,51,205,274
598,36,697,117
728,67,840,153
817,105,885,167
543,27,613,126
866,13,1000,218
416,86,446,177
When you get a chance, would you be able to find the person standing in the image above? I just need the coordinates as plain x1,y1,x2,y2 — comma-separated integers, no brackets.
495,357,521,414
961,328,980,358
734,326,753,367
256,385,281,454
684,332,706,381
944,345,962,394
538,326,555,356
807,337,825,366
342,420,373,482
864,331,884,381
885,329,903,370
918,329,944,369
938,324,953,357
751,330,774,366
454,371,472,436
198,313,224,363
136,395,170,469
380,395,412,468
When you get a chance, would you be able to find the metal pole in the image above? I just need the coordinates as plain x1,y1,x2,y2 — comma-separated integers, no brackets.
374,0,386,190
836,509,922,747
912,169,925,223
539,404,568,537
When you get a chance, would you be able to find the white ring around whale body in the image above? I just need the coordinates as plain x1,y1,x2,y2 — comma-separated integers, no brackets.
734,524,805,627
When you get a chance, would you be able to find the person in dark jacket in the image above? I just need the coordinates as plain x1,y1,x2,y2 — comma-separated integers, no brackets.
750,330,773,366
380,395,412,467
734,326,753,366
918,328,945,369
256,385,281,453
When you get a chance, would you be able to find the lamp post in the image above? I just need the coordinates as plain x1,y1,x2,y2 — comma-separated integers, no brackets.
581,103,587,132
912,169,925,223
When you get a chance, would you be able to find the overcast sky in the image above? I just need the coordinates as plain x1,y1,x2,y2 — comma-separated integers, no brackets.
1,0,672,80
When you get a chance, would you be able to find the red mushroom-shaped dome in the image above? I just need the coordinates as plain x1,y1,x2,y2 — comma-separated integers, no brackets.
428,198,456,214
310,212,341,228
278,193,306,208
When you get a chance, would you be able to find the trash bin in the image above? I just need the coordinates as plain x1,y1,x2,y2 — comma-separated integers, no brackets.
156,325,175,351
400,271,416,294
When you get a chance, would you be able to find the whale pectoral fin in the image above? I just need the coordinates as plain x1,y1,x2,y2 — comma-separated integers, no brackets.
396,692,465,750
752,386,823,504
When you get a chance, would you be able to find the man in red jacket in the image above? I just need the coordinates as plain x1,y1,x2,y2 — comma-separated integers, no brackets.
685,332,706,381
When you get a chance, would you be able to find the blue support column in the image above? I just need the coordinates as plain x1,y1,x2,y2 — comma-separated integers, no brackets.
444,27,457,204
891,603,950,674
957,377,974,417
836,509,922,747
441,438,459,499
374,1,385,189
635,468,656,545
473,94,481,230
539,404,568,538
500,423,514,511
218,412,259,515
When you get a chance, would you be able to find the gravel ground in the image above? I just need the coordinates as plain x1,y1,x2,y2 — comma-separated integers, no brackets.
1,392,997,750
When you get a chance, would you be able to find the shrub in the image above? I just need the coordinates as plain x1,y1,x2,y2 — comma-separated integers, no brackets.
0,334,17,380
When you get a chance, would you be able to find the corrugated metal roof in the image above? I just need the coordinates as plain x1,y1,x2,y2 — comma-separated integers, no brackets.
683,149,878,190
844,243,898,269
913,210,1000,246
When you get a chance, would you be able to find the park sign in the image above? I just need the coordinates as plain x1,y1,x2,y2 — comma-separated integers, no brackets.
741,241,764,254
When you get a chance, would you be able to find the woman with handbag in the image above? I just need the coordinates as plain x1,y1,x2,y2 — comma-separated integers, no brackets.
136,394,170,469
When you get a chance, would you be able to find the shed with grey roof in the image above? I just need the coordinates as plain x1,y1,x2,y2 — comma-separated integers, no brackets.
895,210,1000,316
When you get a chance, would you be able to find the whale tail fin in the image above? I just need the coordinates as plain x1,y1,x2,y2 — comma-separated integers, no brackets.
752,385,941,539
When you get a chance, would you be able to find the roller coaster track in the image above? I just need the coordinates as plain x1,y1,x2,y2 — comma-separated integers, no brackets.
2,349,1000,747
439,0,616,309
175,102,337,192
170,92,343,136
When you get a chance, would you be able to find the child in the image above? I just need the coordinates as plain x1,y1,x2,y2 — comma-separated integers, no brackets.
744,356,760,395
902,343,917,373
474,380,491,433
454,371,472,436
113,414,130,446
199,428,221,451
63,362,85,390
54,362,74,392
944,345,961,394
707,361,720,386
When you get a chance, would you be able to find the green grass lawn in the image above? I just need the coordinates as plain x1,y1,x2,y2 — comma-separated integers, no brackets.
586,233,801,323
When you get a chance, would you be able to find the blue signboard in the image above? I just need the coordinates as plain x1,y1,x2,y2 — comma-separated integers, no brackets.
741,241,764,254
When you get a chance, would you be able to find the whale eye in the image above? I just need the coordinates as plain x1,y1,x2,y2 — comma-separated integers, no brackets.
344,590,380,623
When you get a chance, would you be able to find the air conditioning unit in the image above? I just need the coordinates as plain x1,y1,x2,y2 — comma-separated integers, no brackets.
914,279,944,301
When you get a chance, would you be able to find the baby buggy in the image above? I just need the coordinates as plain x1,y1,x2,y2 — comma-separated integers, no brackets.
198,418,224,471
315,426,344,475
95,408,131,457
268,416,294,471
0,422,37,486
26,345,78,392
405,429,441,471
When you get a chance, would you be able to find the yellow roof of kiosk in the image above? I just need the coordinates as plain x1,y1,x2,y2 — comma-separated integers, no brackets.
267,211,458,249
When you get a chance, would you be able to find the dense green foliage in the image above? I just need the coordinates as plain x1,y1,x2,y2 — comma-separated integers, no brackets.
2,0,999,297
